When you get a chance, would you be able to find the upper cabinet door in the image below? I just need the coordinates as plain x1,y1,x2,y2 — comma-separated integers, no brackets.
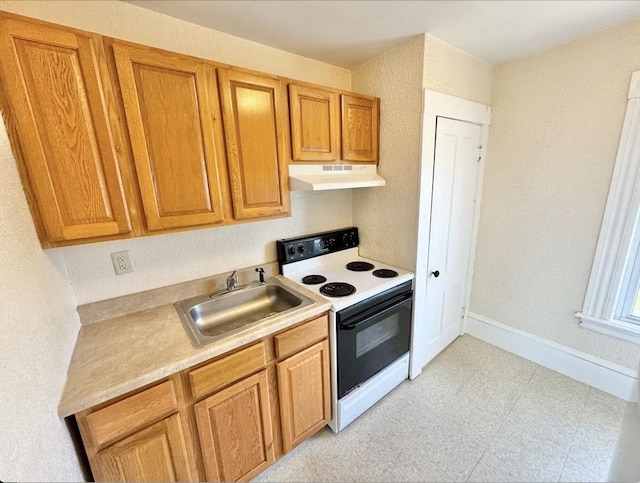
112,42,227,231
0,15,131,243
289,84,339,162
218,70,291,220
341,94,379,163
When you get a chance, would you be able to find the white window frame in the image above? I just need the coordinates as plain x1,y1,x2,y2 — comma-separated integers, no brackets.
576,71,640,344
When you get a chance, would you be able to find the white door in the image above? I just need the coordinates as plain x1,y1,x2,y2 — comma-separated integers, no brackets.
423,117,482,362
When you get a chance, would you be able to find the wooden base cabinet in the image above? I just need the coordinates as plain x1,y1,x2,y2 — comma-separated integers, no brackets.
76,378,199,482
194,370,275,482
74,314,331,483
277,339,331,453
89,414,195,482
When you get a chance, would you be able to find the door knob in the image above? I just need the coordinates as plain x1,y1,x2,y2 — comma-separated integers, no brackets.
431,270,440,278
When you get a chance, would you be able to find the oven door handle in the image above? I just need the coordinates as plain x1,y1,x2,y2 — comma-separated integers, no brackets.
339,292,412,330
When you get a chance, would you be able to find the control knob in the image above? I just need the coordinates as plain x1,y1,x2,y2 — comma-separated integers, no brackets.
287,245,296,256
343,231,356,246
297,244,306,254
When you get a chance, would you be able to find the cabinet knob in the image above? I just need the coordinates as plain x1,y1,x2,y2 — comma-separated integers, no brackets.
431,270,440,278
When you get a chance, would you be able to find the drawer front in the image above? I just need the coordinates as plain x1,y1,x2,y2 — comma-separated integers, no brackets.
83,380,178,450
189,341,267,400
274,315,329,360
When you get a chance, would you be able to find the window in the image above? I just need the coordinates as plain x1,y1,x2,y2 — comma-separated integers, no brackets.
618,241,640,324
576,71,640,344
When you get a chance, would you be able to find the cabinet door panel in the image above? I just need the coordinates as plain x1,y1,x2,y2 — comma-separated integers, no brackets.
93,414,195,482
218,70,290,220
278,340,331,453
341,94,379,163
0,16,131,241
289,84,339,162
194,370,275,482
113,43,227,230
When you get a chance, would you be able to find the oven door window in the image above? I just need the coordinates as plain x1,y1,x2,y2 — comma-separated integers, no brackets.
337,292,412,399
356,314,400,358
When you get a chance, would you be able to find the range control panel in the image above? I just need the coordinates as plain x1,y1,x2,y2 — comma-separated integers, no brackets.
276,227,359,267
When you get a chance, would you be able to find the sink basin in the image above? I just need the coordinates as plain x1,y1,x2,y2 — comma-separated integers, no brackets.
174,278,315,347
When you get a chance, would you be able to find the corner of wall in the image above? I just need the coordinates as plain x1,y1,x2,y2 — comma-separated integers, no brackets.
422,34,493,105
350,35,425,271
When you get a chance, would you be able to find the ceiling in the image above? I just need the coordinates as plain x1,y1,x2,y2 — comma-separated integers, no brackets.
125,0,640,68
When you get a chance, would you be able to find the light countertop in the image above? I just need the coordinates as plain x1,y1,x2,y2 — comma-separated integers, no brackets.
58,270,330,418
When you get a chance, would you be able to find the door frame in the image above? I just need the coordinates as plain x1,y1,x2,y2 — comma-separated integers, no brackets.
410,90,491,379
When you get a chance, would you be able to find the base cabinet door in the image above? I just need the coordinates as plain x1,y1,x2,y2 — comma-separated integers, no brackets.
277,339,331,453
194,370,275,482
91,414,196,482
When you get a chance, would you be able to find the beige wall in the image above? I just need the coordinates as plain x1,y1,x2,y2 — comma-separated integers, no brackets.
351,34,492,271
471,19,640,369
0,0,350,89
352,36,425,270
0,1,352,479
423,34,493,105
0,128,83,481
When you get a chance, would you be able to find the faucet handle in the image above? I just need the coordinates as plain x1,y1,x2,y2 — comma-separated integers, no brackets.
255,267,265,284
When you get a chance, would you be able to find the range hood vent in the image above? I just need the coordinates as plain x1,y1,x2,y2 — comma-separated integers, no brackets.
289,164,386,191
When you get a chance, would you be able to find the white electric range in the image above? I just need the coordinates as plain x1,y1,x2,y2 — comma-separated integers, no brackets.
277,227,414,432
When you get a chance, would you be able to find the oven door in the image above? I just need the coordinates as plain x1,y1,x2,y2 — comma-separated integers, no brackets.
337,283,412,399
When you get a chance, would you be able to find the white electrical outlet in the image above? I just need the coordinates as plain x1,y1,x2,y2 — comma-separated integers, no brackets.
111,250,133,275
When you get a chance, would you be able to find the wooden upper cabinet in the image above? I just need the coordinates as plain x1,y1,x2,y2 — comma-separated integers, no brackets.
218,70,291,220
0,15,131,243
112,42,228,230
341,94,379,163
289,84,339,162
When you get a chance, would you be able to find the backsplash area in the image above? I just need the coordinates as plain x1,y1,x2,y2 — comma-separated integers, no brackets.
57,190,353,305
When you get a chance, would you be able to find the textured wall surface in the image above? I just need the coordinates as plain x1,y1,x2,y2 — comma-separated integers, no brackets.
0,126,83,480
65,191,352,304
351,36,425,270
0,0,350,89
423,35,493,105
471,19,640,369
0,1,352,480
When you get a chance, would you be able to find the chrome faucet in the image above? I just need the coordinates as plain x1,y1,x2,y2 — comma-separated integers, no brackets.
226,270,239,291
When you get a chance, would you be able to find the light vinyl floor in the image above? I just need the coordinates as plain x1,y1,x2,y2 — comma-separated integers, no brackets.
255,335,632,482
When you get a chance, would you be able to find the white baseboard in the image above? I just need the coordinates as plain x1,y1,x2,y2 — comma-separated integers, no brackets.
465,312,639,402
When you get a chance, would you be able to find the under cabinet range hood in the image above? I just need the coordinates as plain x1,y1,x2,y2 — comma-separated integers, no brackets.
289,164,386,191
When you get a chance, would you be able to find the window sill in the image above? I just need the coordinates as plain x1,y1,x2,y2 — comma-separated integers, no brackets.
576,312,640,345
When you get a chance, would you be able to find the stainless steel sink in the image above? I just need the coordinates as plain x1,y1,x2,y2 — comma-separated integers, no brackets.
174,278,315,347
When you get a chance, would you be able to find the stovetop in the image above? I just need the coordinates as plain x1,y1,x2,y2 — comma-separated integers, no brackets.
281,247,413,312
